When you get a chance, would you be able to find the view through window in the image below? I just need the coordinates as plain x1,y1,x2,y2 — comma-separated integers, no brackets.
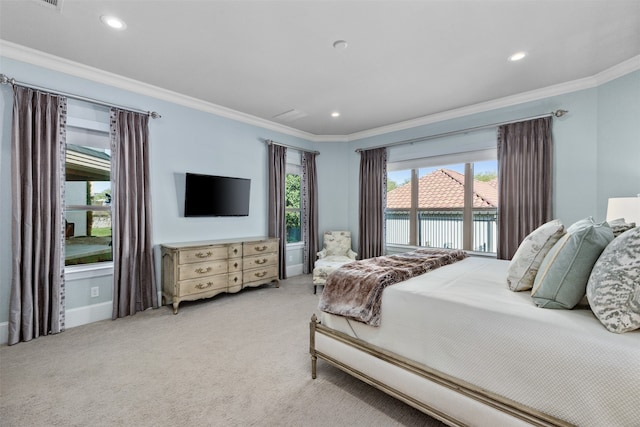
386,159,498,253
285,172,302,244
65,143,112,266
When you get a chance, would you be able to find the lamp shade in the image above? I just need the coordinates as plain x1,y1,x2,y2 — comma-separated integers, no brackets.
606,197,640,225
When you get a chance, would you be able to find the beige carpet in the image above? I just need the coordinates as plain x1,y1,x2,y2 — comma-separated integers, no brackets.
0,274,444,427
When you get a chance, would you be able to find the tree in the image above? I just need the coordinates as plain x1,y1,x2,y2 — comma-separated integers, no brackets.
387,180,398,192
474,171,497,182
285,174,301,242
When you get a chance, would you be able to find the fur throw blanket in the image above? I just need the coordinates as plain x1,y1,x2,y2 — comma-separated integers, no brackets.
318,248,467,326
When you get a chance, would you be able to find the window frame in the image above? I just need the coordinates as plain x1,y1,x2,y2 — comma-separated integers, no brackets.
386,149,498,254
285,161,303,245
64,109,113,269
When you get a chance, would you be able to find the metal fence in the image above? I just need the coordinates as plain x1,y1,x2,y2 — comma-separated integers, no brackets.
386,209,497,253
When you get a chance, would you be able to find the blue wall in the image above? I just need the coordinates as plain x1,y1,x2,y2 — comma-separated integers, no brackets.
1,53,639,335
342,72,640,245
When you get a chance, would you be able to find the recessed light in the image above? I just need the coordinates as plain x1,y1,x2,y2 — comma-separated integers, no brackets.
332,40,348,50
509,51,527,62
331,112,340,118
100,15,126,30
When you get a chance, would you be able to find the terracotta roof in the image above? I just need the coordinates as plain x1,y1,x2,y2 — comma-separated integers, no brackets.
387,169,498,209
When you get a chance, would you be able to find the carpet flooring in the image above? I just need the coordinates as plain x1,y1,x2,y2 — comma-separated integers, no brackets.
0,274,444,427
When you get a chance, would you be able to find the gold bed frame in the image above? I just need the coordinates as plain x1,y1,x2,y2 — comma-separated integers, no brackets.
309,314,573,427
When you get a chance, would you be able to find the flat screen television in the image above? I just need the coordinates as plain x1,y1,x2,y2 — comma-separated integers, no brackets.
184,173,251,217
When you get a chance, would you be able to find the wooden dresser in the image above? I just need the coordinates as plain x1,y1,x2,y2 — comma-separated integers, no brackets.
161,237,279,314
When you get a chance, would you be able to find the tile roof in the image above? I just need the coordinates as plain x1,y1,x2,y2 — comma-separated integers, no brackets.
387,169,498,209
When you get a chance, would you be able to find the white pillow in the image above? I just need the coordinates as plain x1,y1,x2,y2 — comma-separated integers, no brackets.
506,219,565,291
587,227,640,333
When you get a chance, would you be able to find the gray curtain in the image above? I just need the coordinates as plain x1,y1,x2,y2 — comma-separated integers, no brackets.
268,144,287,279
110,109,158,319
9,86,67,345
497,117,553,260
301,152,319,274
358,147,387,259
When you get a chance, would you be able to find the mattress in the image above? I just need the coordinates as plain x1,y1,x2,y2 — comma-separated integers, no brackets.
320,256,640,427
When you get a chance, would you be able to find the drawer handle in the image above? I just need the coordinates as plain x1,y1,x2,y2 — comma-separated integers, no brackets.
195,251,213,259
255,258,267,265
195,282,214,290
233,276,238,283
234,262,238,268
255,271,267,278
195,267,212,274
254,245,267,252
233,248,238,254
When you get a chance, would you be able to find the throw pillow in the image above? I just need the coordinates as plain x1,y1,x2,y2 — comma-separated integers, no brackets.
531,217,614,309
506,219,565,291
608,218,636,237
587,227,640,333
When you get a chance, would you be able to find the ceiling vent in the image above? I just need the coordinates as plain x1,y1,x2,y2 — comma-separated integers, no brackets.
272,109,308,123
33,0,63,12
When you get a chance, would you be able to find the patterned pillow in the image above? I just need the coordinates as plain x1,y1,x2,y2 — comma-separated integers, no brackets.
608,218,636,237
532,217,614,309
506,219,565,291
587,227,640,333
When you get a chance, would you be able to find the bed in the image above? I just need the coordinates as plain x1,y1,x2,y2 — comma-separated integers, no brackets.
309,253,640,427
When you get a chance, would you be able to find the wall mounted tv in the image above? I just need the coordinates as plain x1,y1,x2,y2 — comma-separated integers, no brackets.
184,173,251,217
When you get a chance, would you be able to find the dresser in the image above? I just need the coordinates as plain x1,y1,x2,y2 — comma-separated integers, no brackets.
161,237,279,314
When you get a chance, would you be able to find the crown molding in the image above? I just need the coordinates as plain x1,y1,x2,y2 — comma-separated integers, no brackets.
1,40,637,144
0,40,323,142
347,54,640,142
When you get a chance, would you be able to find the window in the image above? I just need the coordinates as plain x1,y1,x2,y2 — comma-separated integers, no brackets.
285,171,302,244
65,137,112,266
386,156,498,254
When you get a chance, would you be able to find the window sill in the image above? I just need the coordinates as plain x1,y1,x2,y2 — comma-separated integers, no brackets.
65,262,114,281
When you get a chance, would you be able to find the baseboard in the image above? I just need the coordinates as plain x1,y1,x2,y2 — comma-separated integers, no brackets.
65,301,113,328
0,301,115,345
0,322,7,345
286,263,304,278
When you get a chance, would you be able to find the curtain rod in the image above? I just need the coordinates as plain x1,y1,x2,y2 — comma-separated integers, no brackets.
355,109,568,153
0,73,161,119
265,139,320,155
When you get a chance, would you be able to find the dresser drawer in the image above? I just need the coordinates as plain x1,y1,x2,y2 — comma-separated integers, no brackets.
243,265,278,286
177,274,228,296
228,243,242,258
178,259,228,281
228,272,242,287
243,252,278,270
228,258,242,273
243,239,278,256
179,245,228,264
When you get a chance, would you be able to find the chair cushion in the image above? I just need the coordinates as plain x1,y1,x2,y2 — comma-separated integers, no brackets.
322,231,353,257
313,256,354,284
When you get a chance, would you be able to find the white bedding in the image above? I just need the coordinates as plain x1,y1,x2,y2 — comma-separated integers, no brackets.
320,256,640,427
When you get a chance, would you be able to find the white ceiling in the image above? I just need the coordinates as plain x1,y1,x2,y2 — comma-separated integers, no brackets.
1,0,639,138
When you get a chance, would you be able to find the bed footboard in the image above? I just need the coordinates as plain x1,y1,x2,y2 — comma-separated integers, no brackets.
309,314,572,427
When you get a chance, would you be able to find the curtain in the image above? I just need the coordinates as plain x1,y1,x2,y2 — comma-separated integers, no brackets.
497,117,553,260
301,152,319,274
268,144,287,279
358,147,387,260
9,86,67,345
110,109,158,319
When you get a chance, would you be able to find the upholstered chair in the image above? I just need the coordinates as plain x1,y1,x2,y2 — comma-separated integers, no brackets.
312,231,357,294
